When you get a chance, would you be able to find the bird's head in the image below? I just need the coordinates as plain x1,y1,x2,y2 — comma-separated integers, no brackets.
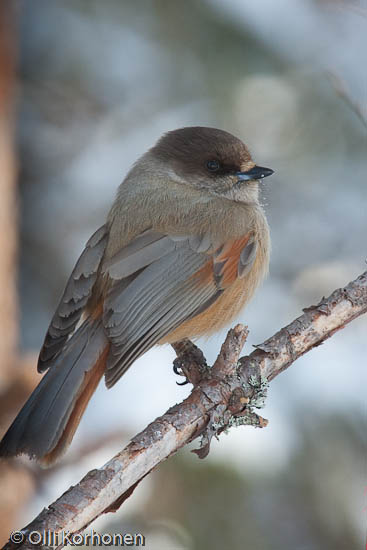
149,126,273,203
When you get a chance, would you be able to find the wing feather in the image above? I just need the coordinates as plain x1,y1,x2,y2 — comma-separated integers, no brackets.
37,225,108,372
103,233,176,279
100,228,256,388
238,239,257,278
102,232,222,387
105,280,219,387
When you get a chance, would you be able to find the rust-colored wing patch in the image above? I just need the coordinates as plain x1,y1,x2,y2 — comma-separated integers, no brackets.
192,233,253,289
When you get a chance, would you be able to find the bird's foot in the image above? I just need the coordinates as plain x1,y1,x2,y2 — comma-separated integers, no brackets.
171,338,209,386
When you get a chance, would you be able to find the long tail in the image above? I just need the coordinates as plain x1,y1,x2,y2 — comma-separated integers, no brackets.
0,318,108,466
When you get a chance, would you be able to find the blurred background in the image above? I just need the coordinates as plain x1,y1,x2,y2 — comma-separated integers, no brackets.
0,0,366,548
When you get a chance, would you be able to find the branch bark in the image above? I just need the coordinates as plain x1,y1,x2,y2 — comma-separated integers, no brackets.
3,271,367,549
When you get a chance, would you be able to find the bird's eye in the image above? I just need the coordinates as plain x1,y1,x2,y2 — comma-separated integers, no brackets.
206,160,220,172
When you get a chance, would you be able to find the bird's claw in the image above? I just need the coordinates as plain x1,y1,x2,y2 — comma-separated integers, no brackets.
173,359,190,385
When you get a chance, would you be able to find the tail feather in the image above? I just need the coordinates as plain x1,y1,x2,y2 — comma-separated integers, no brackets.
0,318,107,465
41,344,108,466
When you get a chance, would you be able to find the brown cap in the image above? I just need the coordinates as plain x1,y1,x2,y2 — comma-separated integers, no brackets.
151,126,252,178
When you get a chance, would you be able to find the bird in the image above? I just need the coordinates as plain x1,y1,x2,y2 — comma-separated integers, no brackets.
0,126,274,466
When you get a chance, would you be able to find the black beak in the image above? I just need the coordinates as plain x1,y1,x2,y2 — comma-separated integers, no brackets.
236,165,274,182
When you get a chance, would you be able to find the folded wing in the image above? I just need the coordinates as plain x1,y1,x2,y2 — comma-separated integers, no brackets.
102,229,256,387
37,225,108,372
